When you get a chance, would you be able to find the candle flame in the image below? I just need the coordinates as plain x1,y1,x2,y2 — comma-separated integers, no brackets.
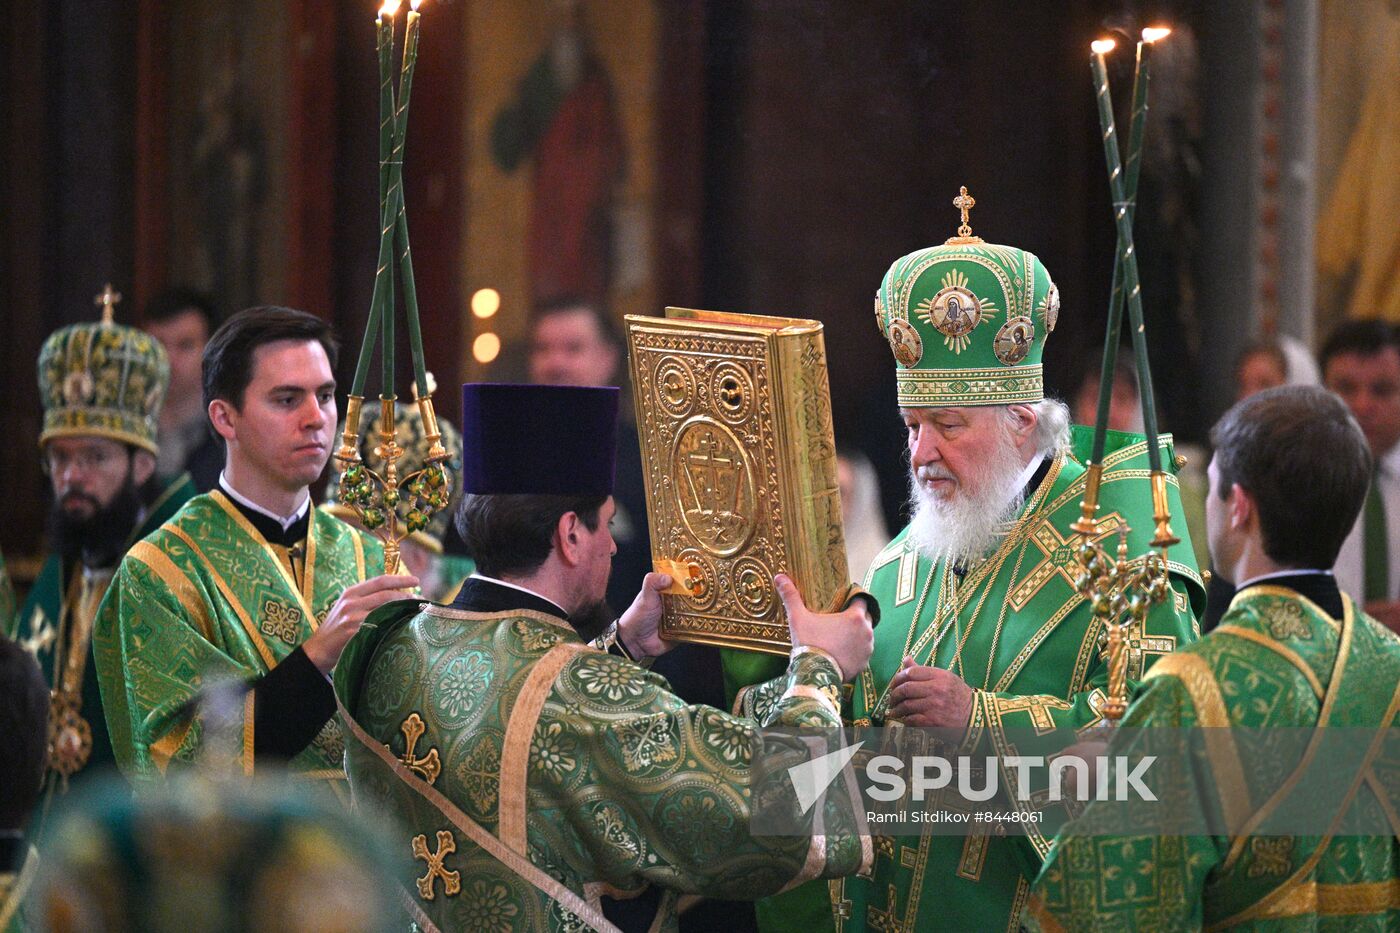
379,1,401,17
1091,38,1117,54
1141,27,1171,43
410,0,423,9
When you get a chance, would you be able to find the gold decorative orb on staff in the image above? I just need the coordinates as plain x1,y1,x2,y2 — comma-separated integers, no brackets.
1073,27,1176,722
335,0,450,575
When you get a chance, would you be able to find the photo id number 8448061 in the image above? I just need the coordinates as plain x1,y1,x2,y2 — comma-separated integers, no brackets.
974,811,1043,823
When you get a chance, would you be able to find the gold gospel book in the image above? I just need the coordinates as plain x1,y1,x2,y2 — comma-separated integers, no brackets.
625,307,849,655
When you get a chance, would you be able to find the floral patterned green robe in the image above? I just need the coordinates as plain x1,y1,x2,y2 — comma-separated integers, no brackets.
336,596,872,933
1028,583,1400,931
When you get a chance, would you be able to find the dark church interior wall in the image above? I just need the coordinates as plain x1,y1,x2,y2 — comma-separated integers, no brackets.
0,0,1217,574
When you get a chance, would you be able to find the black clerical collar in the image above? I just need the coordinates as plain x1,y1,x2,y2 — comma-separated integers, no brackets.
218,479,310,548
451,575,571,623
1025,453,1053,501
1236,570,1344,620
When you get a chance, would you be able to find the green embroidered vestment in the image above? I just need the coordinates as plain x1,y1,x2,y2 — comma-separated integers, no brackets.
832,429,1204,932
7,473,195,834
337,601,872,933
1028,585,1400,931
93,490,381,783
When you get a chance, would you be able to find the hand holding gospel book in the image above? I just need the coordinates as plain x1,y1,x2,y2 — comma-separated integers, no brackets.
627,307,866,655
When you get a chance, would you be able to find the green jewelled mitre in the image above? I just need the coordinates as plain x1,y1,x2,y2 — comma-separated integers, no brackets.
37,288,170,454
325,399,463,551
874,188,1059,408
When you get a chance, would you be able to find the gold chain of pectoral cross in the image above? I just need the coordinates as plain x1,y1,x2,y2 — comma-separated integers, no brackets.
876,517,1044,718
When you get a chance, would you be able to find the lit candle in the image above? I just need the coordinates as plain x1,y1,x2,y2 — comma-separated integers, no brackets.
394,0,430,399
1088,30,1168,467
352,1,402,397
1090,38,1163,474
380,1,404,398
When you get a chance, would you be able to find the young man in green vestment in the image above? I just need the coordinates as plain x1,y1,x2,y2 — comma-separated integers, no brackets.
1028,385,1400,930
94,307,416,789
6,288,198,827
337,383,877,933
772,194,1204,933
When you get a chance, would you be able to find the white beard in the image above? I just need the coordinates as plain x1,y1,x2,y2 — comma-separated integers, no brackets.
905,429,1030,568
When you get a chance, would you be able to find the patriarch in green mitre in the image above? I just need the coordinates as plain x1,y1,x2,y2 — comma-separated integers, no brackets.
743,190,1205,933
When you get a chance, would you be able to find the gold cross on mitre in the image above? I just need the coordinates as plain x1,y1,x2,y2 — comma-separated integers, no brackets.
94,283,122,324
946,186,984,245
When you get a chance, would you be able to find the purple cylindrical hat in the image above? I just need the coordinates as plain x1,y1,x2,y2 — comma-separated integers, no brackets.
460,383,619,496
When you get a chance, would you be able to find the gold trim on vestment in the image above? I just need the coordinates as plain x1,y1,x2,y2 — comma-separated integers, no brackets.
303,509,320,610
337,694,621,933
128,539,216,642
1006,878,1031,933
1213,623,1324,699
1229,583,1343,629
1222,594,1357,873
353,528,367,579
210,491,322,632
1259,879,1400,920
779,834,830,894
1365,770,1400,836
163,523,278,668
1144,652,1252,832
242,689,255,775
498,642,585,855
1209,677,1400,930
421,601,579,634
149,720,193,775
782,683,839,716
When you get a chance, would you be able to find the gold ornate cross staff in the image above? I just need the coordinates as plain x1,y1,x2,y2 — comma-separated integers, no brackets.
336,2,451,574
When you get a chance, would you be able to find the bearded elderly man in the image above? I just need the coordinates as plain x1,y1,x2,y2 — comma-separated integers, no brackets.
813,195,1204,932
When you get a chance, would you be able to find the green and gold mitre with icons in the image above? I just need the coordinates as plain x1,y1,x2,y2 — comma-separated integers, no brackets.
324,382,463,552
37,283,170,454
874,187,1060,407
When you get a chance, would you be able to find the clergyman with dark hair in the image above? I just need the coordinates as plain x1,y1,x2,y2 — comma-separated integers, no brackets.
7,287,198,838
1030,385,1400,929
528,295,649,618
93,305,417,787
0,635,49,929
1321,318,1400,632
336,383,876,933
143,286,224,490
529,297,732,728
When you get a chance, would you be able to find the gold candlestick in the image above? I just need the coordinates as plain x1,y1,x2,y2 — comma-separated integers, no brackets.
1074,529,1172,722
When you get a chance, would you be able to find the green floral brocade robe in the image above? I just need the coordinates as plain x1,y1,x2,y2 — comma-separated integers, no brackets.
7,474,195,840
829,429,1204,932
1028,585,1400,930
336,602,873,933
93,491,381,783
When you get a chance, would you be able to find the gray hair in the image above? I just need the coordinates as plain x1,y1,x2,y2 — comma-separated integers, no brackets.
1004,398,1072,456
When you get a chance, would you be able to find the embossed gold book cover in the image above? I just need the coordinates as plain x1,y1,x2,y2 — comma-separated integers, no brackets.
626,307,849,655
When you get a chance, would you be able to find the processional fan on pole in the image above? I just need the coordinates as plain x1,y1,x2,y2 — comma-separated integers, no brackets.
335,0,452,575
1071,27,1178,722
